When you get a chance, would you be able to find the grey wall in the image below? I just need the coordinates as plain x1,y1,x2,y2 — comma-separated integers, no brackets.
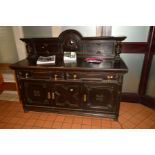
0,26,18,63
121,54,144,93
23,26,52,38
112,26,149,42
61,26,96,37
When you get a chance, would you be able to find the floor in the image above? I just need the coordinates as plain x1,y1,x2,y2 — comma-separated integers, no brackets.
0,91,18,101
0,91,155,129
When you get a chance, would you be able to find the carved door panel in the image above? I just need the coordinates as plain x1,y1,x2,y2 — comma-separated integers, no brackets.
21,80,52,106
83,83,119,112
53,82,82,109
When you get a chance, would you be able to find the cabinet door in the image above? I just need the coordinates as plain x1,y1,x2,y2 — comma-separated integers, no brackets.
53,82,82,109
21,80,52,106
83,83,119,112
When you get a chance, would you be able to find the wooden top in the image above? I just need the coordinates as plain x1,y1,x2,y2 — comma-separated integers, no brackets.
21,29,126,42
10,58,128,73
21,36,126,41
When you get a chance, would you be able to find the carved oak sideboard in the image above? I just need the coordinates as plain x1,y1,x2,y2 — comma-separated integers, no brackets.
10,29,128,119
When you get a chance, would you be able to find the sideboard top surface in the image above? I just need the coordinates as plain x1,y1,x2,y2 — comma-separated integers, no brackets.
10,58,128,73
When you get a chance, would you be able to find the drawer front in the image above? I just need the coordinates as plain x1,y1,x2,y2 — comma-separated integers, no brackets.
17,70,65,80
66,72,118,81
30,71,64,80
31,71,50,79
50,72,65,80
17,70,32,79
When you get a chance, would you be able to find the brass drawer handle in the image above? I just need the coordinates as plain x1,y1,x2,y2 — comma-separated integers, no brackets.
73,74,77,80
107,75,113,79
107,75,110,79
54,74,58,80
84,94,87,102
52,92,55,100
25,73,29,78
70,88,74,92
47,92,51,99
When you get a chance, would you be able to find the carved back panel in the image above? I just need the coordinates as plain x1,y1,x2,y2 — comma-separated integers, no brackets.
54,82,82,108
21,30,126,63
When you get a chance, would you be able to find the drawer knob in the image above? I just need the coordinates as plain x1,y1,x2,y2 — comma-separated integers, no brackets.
54,74,58,80
25,73,29,78
73,74,77,80
52,92,55,100
47,92,51,99
70,88,74,92
107,75,113,79
84,94,87,102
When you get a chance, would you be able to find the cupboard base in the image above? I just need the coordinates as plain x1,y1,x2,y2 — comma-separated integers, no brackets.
23,105,118,120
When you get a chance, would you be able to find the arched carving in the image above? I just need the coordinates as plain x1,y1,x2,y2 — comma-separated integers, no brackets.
59,29,82,51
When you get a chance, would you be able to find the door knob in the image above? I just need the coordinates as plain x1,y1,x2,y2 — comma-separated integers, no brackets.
84,94,87,102
47,92,51,99
52,92,55,100
73,74,77,80
25,73,29,78
54,74,58,80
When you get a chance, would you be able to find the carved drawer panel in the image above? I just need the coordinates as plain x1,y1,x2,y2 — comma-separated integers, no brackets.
83,40,115,57
21,80,52,106
82,83,119,112
35,41,59,56
53,82,82,109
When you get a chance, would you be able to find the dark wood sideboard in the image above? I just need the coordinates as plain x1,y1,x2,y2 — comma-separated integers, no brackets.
10,29,128,119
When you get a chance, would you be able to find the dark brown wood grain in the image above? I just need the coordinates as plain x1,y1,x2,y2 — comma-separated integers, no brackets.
121,42,147,53
10,29,128,119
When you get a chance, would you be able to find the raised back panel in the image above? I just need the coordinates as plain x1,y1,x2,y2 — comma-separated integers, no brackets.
21,30,126,63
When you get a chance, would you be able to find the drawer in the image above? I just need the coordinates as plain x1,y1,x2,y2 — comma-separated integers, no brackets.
17,70,32,79
17,70,65,80
50,72,65,80
31,71,50,79
66,72,118,81
32,71,65,80
17,70,51,79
